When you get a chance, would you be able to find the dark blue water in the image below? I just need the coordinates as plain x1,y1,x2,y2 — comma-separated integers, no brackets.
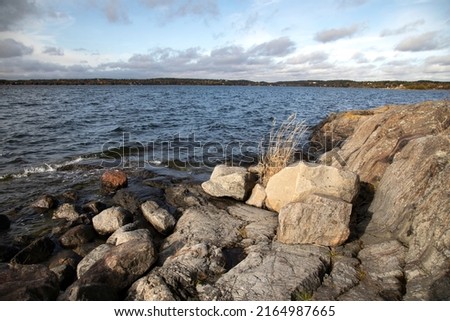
0,85,448,237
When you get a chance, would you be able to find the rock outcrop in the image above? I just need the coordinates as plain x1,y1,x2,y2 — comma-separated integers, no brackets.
312,100,450,300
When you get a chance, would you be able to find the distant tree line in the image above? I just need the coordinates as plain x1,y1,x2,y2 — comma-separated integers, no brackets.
0,78,448,90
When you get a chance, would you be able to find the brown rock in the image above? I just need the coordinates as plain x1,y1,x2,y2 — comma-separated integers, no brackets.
101,169,128,190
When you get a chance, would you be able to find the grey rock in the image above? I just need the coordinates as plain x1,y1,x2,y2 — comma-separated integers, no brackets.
215,242,330,300
0,263,59,300
314,257,361,300
63,240,157,300
358,240,406,300
226,203,278,243
127,273,175,301
325,101,449,185
82,200,106,215
160,204,243,258
31,194,57,210
364,134,450,300
278,194,352,246
155,243,226,300
201,165,256,201
77,243,113,278
92,206,132,235
59,224,96,248
141,200,176,234
53,203,80,221
107,228,153,246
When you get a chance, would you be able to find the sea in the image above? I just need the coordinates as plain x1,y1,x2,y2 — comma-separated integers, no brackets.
0,85,448,240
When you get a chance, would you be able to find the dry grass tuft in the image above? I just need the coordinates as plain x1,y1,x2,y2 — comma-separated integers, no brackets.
258,113,308,186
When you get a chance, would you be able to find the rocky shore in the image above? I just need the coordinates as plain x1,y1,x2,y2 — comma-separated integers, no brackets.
1,100,449,301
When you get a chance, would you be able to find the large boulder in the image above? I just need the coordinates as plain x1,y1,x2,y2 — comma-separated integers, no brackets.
278,194,352,246
265,161,359,212
92,206,132,235
201,165,256,201
0,263,59,300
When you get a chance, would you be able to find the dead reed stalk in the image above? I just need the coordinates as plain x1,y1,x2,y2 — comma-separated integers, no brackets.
258,113,308,186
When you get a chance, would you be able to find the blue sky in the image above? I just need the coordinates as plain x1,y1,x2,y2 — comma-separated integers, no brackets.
0,0,449,81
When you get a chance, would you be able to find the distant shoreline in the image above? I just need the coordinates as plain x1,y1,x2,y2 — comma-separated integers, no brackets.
1,78,449,90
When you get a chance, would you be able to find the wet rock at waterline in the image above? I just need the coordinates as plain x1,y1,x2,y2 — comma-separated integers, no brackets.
52,203,80,221
101,169,128,191
31,194,57,210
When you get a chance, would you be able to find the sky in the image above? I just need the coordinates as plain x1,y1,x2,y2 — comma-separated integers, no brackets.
0,0,449,81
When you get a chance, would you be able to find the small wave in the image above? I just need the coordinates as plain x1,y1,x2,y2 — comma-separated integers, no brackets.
0,157,85,181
